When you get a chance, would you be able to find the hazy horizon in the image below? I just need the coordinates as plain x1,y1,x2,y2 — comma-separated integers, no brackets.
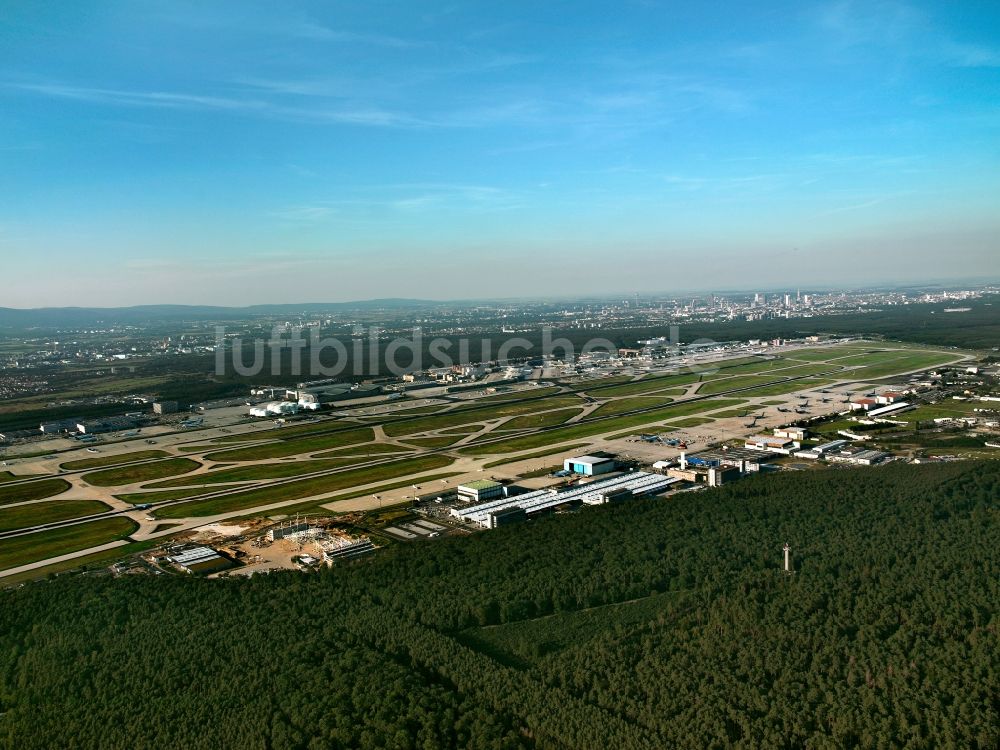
0,276,997,312
3,1,999,306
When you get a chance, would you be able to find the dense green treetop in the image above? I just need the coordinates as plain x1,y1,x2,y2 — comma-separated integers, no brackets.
1,461,997,748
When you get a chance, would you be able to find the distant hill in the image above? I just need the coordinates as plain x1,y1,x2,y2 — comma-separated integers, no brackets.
0,299,446,328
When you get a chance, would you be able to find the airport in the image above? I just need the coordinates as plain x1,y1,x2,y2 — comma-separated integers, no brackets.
1,335,994,585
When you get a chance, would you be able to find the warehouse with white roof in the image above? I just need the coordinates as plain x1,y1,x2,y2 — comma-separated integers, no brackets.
563,454,617,475
452,471,680,528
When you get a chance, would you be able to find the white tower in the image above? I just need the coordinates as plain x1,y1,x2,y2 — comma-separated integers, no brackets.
783,542,792,573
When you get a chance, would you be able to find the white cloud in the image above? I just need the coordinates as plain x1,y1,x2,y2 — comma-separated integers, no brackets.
4,80,426,128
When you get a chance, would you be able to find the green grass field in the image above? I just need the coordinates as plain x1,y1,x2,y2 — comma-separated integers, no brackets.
204,427,375,461
362,389,562,429
312,442,413,458
781,346,875,361
482,444,591,469
393,403,451,413
894,400,985,423
501,407,583,430
0,537,161,586
577,357,834,400
468,386,561,403
707,358,795,374
844,351,959,380
589,397,674,417
460,398,746,456
143,458,365,488
381,395,583,437
209,418,347,443
692,357,829,379
584,374,699,397
354,405,448,421
664,416,715,428
59,450,170,471
564,375,634,390
441,424,487,435
811,418,864,435
0,499,111,533
152,455,455,519
769,362,841,377
692,360,839,395
81,458,201,487
114,486,245,504
733,378,837,397
0,471,41,484
398,436,462,449
0,478,71,507
705,407,756,418
695,358,822,377
271,470,466,517
0,517,137,572
833,350,913,366
696,375,784,395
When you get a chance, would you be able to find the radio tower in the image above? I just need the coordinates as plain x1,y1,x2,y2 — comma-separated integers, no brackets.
783,542,792,573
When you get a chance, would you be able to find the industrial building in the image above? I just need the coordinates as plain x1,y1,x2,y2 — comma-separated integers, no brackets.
0,428,40,443
676,464,740,487
296,393,322,410
249,401,300,418
168,546,231,574
794,439,848,460
708,447,776,472
825,447,889,466
677,447,776,473
39,418,82,434
452,471,680,528
773,426,807,441
320,536,375,563
457,480,504,503
876,391,904,404
267,522,311,541
289,384,344,402
153,401,178,415
75,416,139,434
866,401,911,418
563,454,617,475
665,453,743,486
250,386,287,400
744,435,798,453
292,383,382,405
487,506,527,528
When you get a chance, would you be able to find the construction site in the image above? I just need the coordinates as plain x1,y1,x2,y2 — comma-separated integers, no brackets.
147,516,376,577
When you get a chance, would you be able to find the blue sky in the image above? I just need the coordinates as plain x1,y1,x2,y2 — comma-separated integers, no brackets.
1,1,998,306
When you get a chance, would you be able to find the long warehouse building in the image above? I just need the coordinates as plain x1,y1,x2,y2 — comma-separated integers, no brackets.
452,471,681,528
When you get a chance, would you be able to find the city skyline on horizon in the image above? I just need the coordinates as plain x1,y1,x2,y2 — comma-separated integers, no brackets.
0,278,994,313
2,1,999,306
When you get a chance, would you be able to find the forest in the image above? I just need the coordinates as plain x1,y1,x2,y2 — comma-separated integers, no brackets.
0,461,997,749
